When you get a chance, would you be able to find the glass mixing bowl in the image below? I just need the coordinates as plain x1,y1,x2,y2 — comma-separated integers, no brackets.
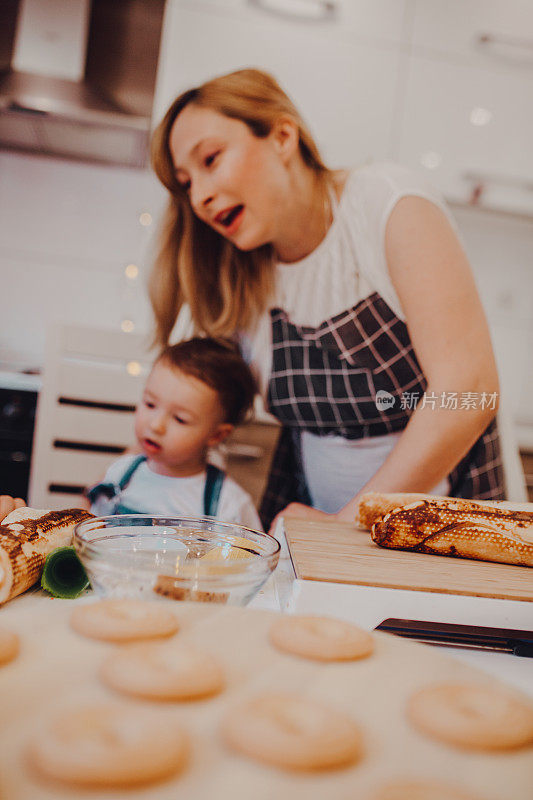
74,515,280,606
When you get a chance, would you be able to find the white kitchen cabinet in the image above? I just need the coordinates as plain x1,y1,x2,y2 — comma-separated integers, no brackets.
333,0,407,44
403,0,533,216
411,0,533,66
175,0,407,45
397,53,533,216
154,1,405,165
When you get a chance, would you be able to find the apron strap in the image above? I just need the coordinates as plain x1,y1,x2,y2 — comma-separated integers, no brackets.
203,464,225,517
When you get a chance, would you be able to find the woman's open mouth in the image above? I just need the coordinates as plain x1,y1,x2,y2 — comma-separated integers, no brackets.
215,204,244,236
143,438,161,454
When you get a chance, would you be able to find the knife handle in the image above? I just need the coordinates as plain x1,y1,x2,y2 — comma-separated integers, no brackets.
375,618,533,658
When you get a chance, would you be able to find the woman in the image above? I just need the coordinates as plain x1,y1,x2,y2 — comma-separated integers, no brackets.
150,68,504,531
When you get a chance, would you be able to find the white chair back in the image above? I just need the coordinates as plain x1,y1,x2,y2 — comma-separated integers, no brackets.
29,324,154,509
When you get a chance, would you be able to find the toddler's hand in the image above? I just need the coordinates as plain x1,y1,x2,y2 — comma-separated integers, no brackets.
0,495,26,522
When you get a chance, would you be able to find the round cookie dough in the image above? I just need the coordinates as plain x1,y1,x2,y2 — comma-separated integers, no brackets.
221,692,363,770
0,628,19,666
70,599,179,642
29,704,188,788
407,682,533,751
100,642,224,700
371,778,485,800
269,615,374,662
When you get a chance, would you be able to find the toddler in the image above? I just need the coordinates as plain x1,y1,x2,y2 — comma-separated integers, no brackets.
86,338,262,529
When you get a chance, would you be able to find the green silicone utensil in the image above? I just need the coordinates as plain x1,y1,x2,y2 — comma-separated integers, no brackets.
41,546,90,599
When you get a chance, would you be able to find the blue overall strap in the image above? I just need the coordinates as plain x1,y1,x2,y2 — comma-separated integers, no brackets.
118,455,147,490
85,454,146,505
203,464,225,517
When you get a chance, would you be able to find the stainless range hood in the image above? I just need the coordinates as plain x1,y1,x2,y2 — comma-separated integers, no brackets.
0,0,166,168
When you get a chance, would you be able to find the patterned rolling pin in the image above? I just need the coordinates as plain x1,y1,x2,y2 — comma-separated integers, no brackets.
0,507,93,604
369,497,533,567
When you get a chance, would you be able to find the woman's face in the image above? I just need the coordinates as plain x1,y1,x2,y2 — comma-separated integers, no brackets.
169,104,292,250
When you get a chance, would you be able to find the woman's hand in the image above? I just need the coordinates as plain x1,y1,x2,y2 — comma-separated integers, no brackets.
268,502,334,535
0,495,26,522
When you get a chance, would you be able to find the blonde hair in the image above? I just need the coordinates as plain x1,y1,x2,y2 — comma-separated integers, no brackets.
150,68,332,347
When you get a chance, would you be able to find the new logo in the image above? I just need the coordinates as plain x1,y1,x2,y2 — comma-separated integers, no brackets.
375,390,396,411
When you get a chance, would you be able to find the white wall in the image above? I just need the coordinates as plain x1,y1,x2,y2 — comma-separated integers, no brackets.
0,150,165,369
1,149,532,429
452,205,533,429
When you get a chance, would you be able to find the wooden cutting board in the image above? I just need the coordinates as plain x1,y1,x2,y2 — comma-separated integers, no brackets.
0,597,532,800
285,519,533,602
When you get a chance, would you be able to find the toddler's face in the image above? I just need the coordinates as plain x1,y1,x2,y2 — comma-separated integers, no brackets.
134,361,230,477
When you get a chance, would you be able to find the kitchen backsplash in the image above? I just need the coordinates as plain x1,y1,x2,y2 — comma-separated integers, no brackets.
0,151,164,370
1,150,532,429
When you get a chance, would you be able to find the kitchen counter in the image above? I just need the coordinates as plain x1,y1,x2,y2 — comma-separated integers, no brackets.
250,519,533,698
0,369,42,392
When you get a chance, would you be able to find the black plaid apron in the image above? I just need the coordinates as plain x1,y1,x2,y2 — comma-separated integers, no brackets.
259,291,504,529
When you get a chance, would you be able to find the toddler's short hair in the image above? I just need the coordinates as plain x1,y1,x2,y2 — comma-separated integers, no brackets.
157,338,256,425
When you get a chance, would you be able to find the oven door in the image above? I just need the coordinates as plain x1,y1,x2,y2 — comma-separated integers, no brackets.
0,387,38,499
